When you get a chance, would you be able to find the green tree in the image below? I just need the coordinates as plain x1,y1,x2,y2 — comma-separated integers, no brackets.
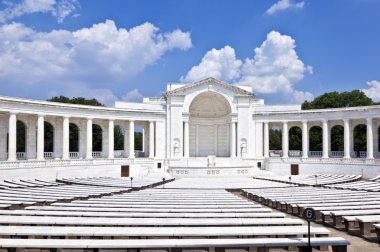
302,90,373,110
269,128,282,150
48,96,104,106
289,127,302,150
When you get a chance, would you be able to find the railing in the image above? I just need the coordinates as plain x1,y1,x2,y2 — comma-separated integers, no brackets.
135,150,146,158
44,152,54,159
92,152,102,158
309,151,322,157
331,151,344,157
69,152,79,159
16,152,26,160
269,150,282,157
288,150,302,157
354,151,367,158
114,150,124,158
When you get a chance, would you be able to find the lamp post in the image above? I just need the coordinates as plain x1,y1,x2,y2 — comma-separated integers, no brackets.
130,177,133,188
162,177,166,189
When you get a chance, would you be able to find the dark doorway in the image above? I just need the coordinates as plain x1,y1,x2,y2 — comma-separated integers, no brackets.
291,164,299,175
121,165,129,177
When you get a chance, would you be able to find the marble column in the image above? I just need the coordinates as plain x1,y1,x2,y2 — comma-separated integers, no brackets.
184,121,189,158
86,118,93,159
263,122,269,158
8,112,17,161
129,120,135,158
36,114,44,160
282,121,288,158
302,121,308,158
108,119,114,159
367,117,374,159
230,122,236,157
149,121,155,158
344,119,350,158
62,117,70,159
123,122,129,158
322,120,329,158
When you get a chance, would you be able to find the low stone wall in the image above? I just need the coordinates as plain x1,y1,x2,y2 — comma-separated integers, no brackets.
267,162,380,179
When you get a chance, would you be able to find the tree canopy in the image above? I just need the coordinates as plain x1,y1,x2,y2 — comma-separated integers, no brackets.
302,90,375,110
48,96,104,106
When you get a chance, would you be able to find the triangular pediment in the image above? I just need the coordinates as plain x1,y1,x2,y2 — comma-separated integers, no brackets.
165,77,255,98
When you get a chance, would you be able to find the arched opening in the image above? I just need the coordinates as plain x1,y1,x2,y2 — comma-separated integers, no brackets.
189,91,231,157
309,126,322,157
44,122,54,159
289,126,302,157
92,124,102,157
16,120,26,159
114,124,125,158
69,123,79,158
330,125,344,157
269,126,282,156
354,124,367,158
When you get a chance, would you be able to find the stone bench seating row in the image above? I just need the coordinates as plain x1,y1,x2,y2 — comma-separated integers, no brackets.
325,181,380,191
58,177,169,189
253,174,361,186
0,225,330,238
338,215,380,236
0,209,285,218
0,215,305,226
26,205,272,213
52,202,263,209
0,179,62,189
0,183,136,209
242,187,380,241
0,237,349,252
368,175,380,182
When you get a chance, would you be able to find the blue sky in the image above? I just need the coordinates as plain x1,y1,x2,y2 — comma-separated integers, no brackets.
0,0,380,105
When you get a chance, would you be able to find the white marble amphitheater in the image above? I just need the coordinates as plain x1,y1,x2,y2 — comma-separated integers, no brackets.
1,77,380,179
3,77,380,251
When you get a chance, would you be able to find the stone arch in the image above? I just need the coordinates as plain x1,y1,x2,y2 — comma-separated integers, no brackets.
188,91,232,157
69,122,80,152
16,120,26,154
114,124,125,151
330,125,344,152
183,88,236,115
288,126,302,151
269,124,282,152
309,126,322,152
44,121,54,153
354,124,367,157
92,123,103,152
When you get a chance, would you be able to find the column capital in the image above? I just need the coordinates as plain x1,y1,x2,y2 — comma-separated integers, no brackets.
343,118,350,123
302,120,308,124
9,111,18,116
129,119,135,123
37,113,45,118
282,120,288,124
366,117,373,122
321,118,328,123
86,117,93,121
63,115,71,119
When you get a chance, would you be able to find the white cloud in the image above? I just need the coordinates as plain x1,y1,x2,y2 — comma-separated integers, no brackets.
291,90,314,103
0,20,192,103
362,80,380,102
266,0,304,15
122,88,143,103
181,30,312,103
180,46,242,82
0,0,79,23
240,31,312,94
